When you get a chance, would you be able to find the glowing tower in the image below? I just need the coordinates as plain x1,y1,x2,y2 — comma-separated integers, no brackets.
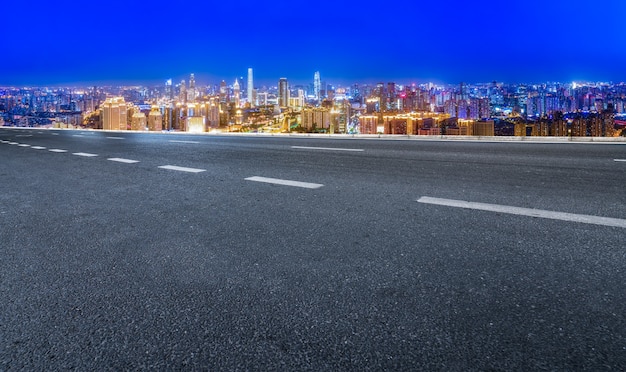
247,68,254,106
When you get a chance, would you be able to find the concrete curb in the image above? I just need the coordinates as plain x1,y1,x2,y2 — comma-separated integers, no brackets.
2,126,625,144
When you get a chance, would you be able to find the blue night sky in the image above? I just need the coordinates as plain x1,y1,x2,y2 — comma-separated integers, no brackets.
1,0,625,86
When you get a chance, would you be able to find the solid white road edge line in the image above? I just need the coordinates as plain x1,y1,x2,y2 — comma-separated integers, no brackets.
245,176,324,189
291,146,364,152
158,165,206,173
417,196,626,229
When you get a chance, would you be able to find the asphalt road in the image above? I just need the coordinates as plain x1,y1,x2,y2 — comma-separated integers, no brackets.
1,128,625,370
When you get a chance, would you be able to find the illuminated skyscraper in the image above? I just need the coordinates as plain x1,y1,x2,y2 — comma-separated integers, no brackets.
219,80,227,103
233,78,241,107
101,97,127,130
165,79,173,100
188,73,196,102
314,71,321,101
179,80,187,103
247,68,254,106
279,78,289,107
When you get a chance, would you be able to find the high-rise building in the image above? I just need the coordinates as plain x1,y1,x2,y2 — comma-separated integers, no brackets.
314,71,321,102
188,73,196,102
219,80,227,103
247,68,254,106
301,107,330,132
233,78,241,107
148,105,162,131
204,98,219,129
101,97,127,130
131,111,147,131
179,80,187,103
165,79,173,100
279,78,289,107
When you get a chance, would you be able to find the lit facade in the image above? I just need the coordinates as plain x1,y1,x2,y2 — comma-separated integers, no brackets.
247,68,254,106
278,78,289,108
186,116,205,133
101,97,127,131
148,105,162,131
314,71,321,101
301,108,330,132
131,111,147,131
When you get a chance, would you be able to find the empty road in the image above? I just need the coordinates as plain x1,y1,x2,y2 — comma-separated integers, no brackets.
1,128,625,370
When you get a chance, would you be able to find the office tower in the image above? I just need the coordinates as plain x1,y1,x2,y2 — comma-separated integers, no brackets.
188,73,196,102
101,97,127,130
459,82,467,100
219,80,227,103
179,80,187,103
247,68,254,106
233,78,241,107
165,79,173,100
279,78,289,107
314,71,321,101
148,105,162,131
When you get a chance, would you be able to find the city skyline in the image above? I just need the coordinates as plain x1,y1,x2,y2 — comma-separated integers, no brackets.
2,0,625,86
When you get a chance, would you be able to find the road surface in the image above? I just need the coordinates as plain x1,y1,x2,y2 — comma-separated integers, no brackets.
1,128,625,370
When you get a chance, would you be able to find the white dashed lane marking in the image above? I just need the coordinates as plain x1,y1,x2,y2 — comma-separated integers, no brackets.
108,158,139,164
169,140,200,144
291,146,364,152
158,165,206,173
8,142,18,145
72,134,84,137
417,196,626,229
17,144,31,147
49,149,67,153
615,159,626,162
72,152,98,157
245,176,324,189
31,146,46,150
106,136,125,140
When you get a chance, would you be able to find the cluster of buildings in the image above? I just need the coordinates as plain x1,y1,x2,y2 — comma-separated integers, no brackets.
1,72,625,137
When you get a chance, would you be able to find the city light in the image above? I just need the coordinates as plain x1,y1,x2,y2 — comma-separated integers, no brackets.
0,74,624,137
